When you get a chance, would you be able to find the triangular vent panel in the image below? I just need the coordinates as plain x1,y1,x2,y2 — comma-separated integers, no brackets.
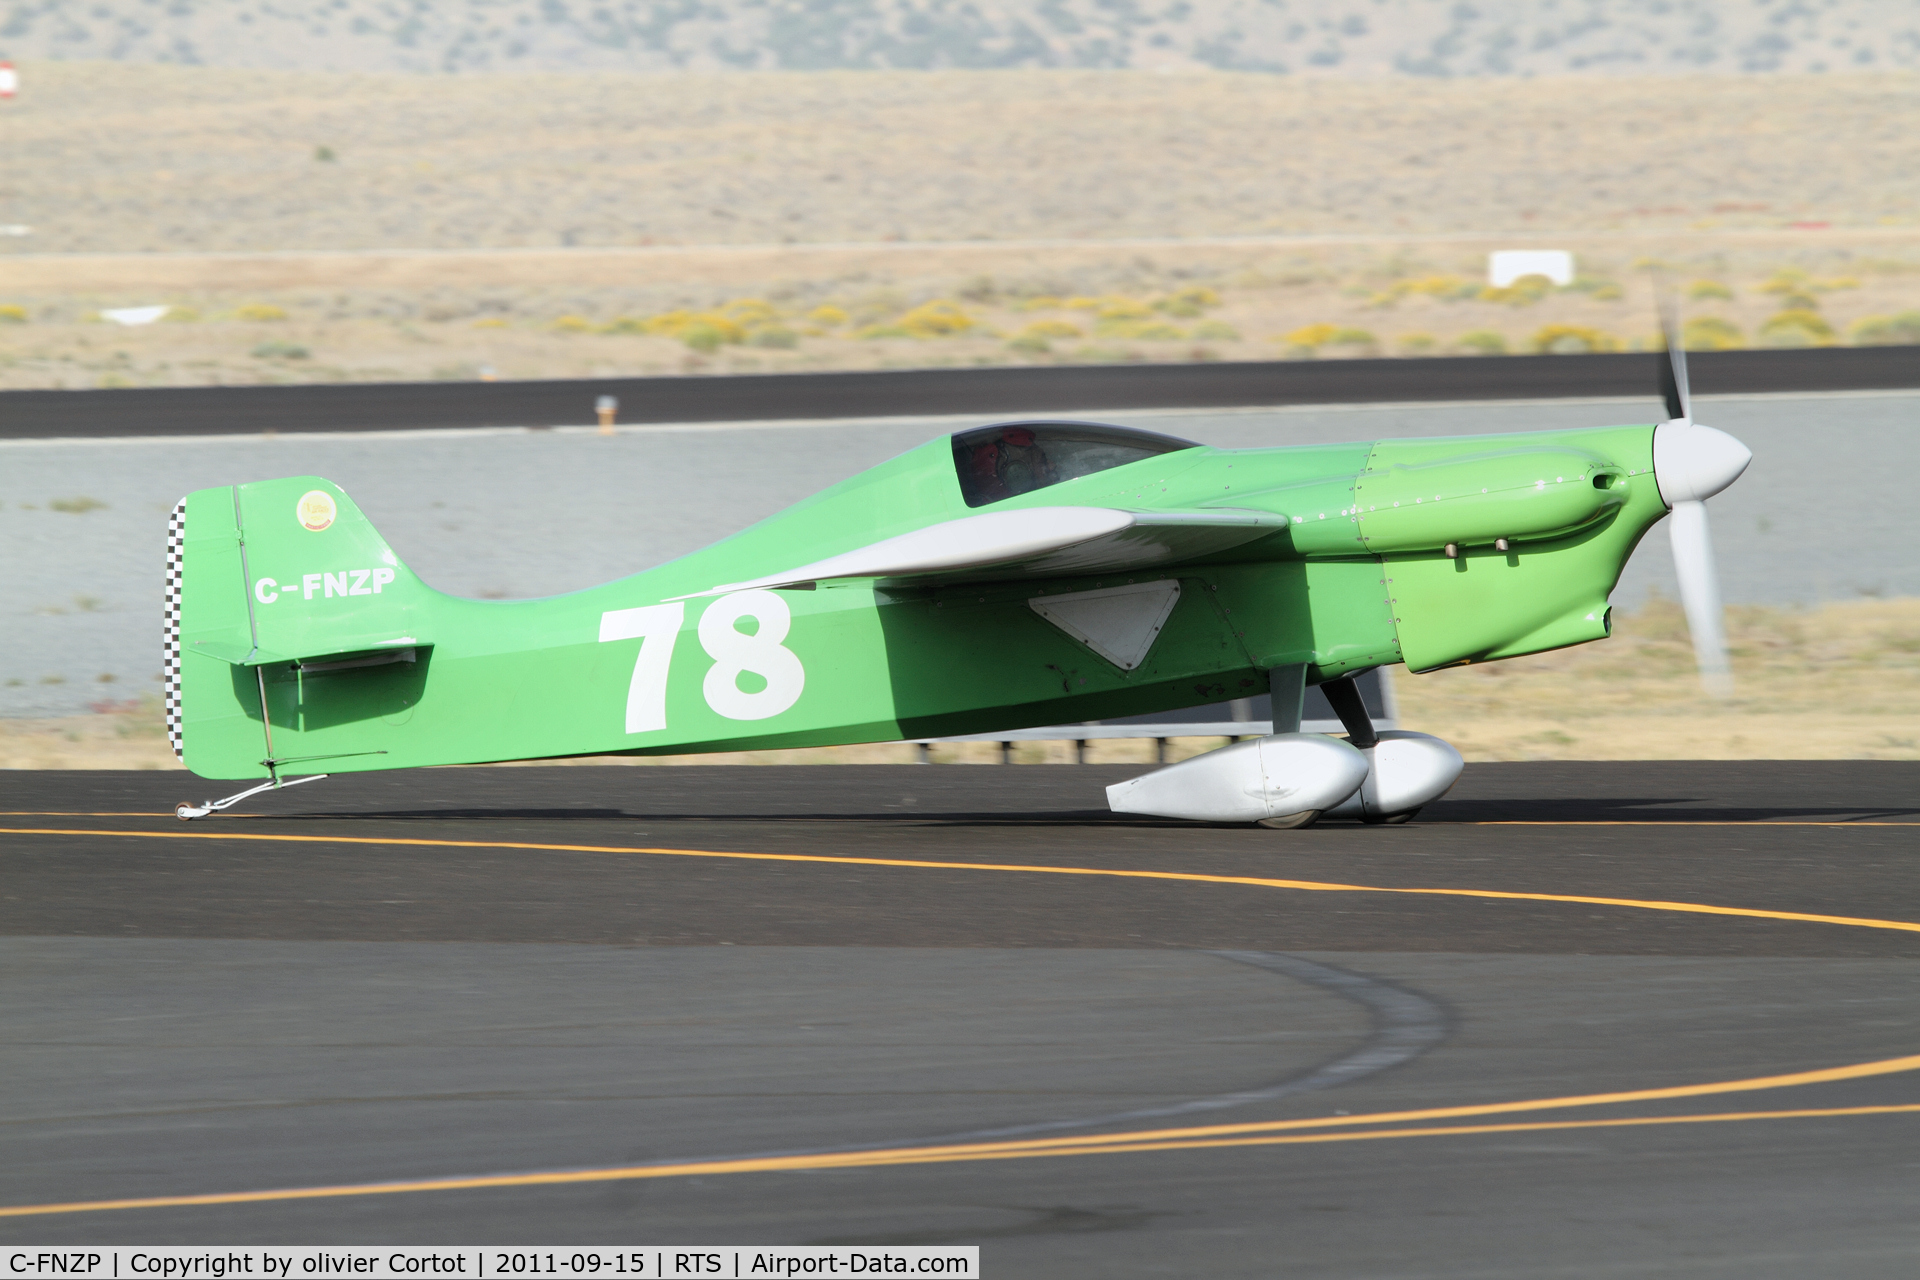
1028,579,1182,671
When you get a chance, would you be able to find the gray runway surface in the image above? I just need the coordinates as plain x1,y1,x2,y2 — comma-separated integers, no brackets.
3,761,1919,1276
6,391,1917,716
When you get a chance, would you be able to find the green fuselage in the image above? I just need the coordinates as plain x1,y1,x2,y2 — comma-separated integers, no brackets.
172,422,1666,780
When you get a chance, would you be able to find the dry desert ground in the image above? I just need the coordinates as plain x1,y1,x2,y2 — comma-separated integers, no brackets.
0,65,1916,389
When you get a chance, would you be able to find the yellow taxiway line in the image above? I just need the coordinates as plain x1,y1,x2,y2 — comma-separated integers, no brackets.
5,1102,1920,1219
2,813,1916,825
5,825,1920,935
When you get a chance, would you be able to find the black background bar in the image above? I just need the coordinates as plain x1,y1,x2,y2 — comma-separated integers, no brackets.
2,346,1914,439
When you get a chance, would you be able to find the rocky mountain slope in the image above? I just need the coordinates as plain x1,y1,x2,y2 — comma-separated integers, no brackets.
2,0,1916,76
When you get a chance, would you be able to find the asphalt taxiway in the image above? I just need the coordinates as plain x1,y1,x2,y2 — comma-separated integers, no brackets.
3,761,1919,1277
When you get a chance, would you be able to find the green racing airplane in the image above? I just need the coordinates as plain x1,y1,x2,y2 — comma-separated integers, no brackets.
165,337,1750,826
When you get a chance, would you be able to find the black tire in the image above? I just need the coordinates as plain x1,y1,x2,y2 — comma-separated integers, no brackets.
1362,808,1420,825
1256,809,1322,830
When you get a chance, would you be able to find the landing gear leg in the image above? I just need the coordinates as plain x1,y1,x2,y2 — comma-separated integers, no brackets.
1321,674,1405,823
1319,674,1379,750
1269,662,1308,735
176,773,328,821
1320,674,1462,824
1251,663,1325,829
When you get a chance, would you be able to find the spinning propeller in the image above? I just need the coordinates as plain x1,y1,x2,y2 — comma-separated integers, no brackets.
1652,293,1752,697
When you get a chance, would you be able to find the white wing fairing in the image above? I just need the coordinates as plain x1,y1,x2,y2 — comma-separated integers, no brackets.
684,505,1287,597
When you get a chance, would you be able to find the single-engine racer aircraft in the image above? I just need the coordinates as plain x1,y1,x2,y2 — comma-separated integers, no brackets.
166,332,1749,826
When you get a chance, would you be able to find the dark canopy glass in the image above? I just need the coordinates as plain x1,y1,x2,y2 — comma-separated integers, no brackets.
951,420,1199,508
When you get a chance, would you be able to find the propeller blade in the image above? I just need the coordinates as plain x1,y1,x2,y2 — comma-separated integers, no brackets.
1668,498,1733,697
1649,279,1742,696
1656,284,1691,423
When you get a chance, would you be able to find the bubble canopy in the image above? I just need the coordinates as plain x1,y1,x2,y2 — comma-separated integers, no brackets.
951,420,1201,509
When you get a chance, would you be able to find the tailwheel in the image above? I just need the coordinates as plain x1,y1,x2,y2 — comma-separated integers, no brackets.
174,775,327,821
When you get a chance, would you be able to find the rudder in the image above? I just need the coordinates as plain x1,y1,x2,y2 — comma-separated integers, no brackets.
168,477,434,779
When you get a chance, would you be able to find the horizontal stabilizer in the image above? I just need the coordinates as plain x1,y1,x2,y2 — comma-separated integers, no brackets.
684,505,1286,596
187,636,426,667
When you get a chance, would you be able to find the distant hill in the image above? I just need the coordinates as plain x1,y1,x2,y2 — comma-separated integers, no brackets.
3,0,1917,76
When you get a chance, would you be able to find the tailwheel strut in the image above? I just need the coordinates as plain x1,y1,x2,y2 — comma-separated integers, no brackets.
176,773,329,821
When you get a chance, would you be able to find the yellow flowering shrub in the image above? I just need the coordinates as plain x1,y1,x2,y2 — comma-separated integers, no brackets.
1848,311,1920,345
723,298,779,325
680,323,728,353
643,311,747,345
1681,316,1743,350
1284,323,1341,348
1755,269,1852,299
897,300,974,337
1155,286,1221,317
1531,324,1620,354
1758,309,1835,346
1096,298,1153,321
1375,275,1476,306
1478,275,1555,306
1098,319,1184,340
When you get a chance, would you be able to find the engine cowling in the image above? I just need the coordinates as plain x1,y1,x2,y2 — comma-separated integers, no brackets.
1351,446,1628,554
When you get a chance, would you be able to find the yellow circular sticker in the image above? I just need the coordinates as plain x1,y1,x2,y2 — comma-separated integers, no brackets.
297,489,337,532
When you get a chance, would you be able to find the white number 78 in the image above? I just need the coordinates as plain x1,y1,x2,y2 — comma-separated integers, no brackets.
598,602,685,734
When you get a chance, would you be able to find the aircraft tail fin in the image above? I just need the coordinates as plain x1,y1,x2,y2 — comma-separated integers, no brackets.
167,477,433,776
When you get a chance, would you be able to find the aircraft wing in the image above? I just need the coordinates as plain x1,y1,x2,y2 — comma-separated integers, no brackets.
682,505,1288,596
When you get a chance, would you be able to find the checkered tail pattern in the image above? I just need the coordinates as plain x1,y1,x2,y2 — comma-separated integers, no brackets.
163,499,186,760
